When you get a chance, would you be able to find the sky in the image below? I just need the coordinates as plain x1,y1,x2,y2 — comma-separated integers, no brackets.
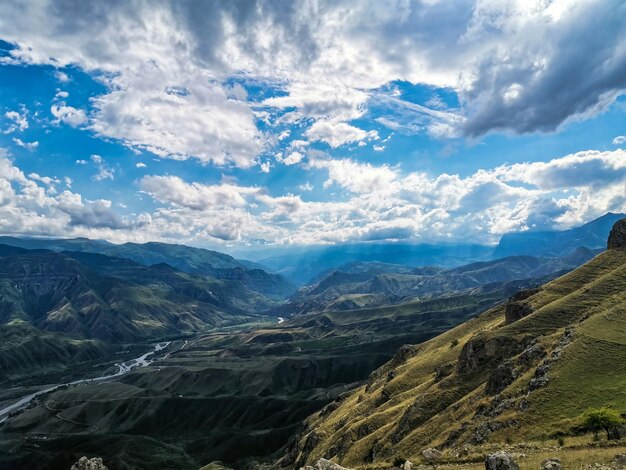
0,0,625,251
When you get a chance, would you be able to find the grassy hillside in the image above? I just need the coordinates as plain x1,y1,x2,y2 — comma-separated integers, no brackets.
290,248,626,468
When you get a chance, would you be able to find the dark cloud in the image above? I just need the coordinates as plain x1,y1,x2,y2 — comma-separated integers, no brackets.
462,1,626,136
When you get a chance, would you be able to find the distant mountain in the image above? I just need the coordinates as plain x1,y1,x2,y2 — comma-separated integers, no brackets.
0,237,295,299
0,246,275,342
259,243,494,285
494,212,625,258
281,250,598,315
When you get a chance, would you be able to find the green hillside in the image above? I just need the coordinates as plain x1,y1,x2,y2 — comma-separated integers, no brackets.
0,248,273,343
291,247,626,468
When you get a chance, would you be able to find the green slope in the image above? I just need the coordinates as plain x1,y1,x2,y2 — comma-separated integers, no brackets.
291,248,626,468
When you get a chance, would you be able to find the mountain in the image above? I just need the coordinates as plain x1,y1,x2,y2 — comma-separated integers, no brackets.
289,220,626,469
0,246,274,343
0,237,295,299
258,243,494,285
281,251,597,315
0,276,529,469
494,212,625,258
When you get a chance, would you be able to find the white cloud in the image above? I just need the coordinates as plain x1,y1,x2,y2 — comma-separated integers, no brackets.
0,147,624,246
90,154,115,181
54,70,70,83
281,151,304,166
4,110,28,133
12,138,39,150
0,0,621,167
136,162,147,168
51,103,88,127
308,154,398,194
613,135,626,145
306,120,378,147
75,159,88,165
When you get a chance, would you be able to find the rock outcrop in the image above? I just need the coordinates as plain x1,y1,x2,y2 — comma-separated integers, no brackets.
608,218,626,249
485,451,519,470
504,288,540,324
422,448,443,462
300,458,352,470
541,458,562,470
486,361,518,395
70,456,108,470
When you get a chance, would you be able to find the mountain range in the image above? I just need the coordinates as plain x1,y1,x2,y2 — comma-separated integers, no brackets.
253,212,625,285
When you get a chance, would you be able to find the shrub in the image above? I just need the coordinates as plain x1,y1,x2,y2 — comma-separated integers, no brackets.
581,407,623,439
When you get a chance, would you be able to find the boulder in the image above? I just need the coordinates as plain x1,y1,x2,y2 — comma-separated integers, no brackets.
422,448,442,462
485,451,519,470
401,460,413,470
70,457,108,470
608,218,626,249
541,458,562,470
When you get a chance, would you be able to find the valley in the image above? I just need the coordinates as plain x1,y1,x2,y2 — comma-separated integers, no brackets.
0,215,623,469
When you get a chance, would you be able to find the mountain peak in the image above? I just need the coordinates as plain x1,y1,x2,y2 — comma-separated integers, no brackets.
608,218,626,249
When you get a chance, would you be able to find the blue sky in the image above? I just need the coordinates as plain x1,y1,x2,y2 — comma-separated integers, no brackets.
0,0,625,251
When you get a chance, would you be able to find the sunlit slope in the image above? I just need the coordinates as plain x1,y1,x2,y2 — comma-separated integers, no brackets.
291,249,626,468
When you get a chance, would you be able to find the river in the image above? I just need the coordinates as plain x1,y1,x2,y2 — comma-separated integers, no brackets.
0,341,171,424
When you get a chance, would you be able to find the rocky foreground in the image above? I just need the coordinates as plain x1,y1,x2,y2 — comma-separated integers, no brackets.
300,451,626,470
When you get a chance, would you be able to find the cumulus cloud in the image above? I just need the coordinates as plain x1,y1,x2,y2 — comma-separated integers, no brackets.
0,0,622,164
3,110,28,133
0,147,624,245
613,135,626,145
306,120,378,147
90,154,114,181
51,103,88,127
12,138,39,150
0,153,136,237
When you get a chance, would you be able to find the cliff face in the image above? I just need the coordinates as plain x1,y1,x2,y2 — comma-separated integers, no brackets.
607,218,626,249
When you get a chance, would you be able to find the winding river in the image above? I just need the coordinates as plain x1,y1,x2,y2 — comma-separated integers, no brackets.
0,341,171,424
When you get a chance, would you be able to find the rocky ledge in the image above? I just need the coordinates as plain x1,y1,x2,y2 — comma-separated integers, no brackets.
607,218,626,249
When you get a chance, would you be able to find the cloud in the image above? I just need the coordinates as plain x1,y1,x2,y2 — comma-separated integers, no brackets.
135,162,147,168
90,154,114,181
460,0,626,136
12,138,39,150
3,110,28,133
0,0,622,159
613,135,626,145
308,154,398,193
54,70,70,82
51,103,88,127
0,146,624,246
0,153,135,236
306,120,378,147
280,151,304,165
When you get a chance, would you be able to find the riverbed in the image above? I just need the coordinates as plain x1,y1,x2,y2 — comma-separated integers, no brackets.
0,341,171,423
